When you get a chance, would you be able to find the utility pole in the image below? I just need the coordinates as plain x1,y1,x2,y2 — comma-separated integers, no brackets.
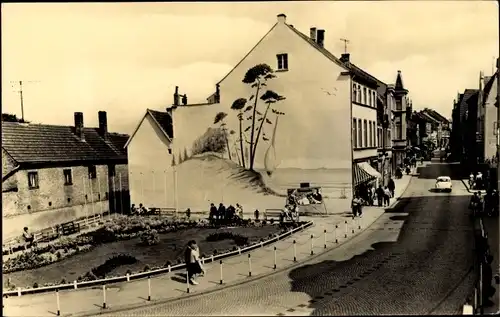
10,80,39,122
340,38,350,54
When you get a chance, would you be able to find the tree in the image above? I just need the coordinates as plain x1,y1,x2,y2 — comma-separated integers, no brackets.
231,98,248,168
183,148,189,162
213,112,232,161
237,63,285,170
191,127,227,156
2,113,29,123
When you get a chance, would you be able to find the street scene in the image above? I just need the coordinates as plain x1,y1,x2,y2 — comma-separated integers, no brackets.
2,2,499,316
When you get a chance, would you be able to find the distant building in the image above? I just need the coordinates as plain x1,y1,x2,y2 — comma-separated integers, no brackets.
392,71,411,168
1,111,129,238
452,89,480,166
477,71,498,164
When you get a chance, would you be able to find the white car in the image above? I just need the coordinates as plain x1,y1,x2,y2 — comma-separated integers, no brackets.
435,176,452,192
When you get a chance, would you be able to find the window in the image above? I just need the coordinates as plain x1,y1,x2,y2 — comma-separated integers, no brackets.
395,117,403,139
28,171,39,189
88,165,97,179
358,119,362,148
378,127,382,148
373,92,376,107
395,99,402,111
369,121,373,147
108,164,116,177
364,120,368,147
373,123,377,147
388,130,391,146
276,54,288,70
363,87,367,105
368,91,372,107
357,85,361,103
353,118,357,148
63,169,73,185
353,84,357,102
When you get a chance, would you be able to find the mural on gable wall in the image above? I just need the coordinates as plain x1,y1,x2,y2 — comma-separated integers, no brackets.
148,62,354,215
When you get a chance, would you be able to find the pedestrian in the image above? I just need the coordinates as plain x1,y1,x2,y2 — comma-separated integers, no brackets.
254,209,260,220
351,195,361,218
209,203,217,224
387,178,395,198
236,203,244,219
186,208,191,219
383,186,391,207
184,240,205,285
367,186,374,206
218,203,226,222
491,190,499,216
22,227,34,249
376,185,384,207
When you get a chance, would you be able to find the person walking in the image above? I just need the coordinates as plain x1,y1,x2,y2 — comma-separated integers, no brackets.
351,195,361,219
383,186,392,207
387,178,395,198
184,240,205,285
376,185,384,207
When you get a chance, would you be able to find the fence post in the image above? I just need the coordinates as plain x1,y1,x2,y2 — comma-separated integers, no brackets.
168,264,171,273
248,254,252,277
310,234,314,255
56,289,61,316
220,260,223,284
474,287,478,312
102,284,107,309
211,255,214,262
238,247,241,255
335,225,338,243
357,216,361,230
147,276,151,301
17,287,21,297
126,273,130,282
293,240,297,262
351,218,355,234
479,262,484,315
344,220,348,238
73,280,78,289
273,246,277,270
186,268,190,294
324,229,327,249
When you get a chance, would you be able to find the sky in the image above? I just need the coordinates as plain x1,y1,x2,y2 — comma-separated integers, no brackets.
2,2,498,134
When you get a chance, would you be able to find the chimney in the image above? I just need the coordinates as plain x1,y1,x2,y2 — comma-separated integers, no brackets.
173,86,179,106
340,53,350,63
277,13,286,23
74,112,84,141
98,111,108,139
316,29,325,47
310,27,317,42
182,94,188,105
215,84,220,103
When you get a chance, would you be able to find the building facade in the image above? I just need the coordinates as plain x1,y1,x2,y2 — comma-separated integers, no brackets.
1,111,129,239
392,71,411,169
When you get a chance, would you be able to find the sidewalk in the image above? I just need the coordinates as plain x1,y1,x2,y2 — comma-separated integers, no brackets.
461,179,487,194
3,173,415,317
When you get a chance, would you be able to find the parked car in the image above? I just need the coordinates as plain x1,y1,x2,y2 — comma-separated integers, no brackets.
435,176,452,192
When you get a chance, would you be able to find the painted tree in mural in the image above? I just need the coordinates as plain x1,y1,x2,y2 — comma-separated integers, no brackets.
232,63,286,171
229,130,241,165
231,98,247,168
213,112,232,161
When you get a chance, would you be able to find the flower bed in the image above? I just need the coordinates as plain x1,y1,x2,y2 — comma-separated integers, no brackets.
3,215,305,291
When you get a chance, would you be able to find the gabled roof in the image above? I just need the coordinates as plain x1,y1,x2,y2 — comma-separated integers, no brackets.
458,89,479,119
1,122,128,165
216,18,352,86
422,108,449,124
124,109,173,148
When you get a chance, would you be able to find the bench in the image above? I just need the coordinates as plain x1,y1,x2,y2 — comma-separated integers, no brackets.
59,221,80,236
264,209,299,222
37,227,59,243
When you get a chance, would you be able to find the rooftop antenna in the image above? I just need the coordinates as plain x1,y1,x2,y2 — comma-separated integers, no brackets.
10,80,40,122
340,38,350,54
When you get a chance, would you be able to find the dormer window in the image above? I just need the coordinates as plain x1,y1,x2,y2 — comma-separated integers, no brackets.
277,53,288,70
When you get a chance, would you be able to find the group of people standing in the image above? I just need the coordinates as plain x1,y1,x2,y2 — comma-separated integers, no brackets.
208,203,243,224
469,172,485,190
469,190,499,217
352,178,397,217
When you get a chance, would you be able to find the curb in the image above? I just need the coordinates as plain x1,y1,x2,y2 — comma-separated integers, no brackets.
69,213,386,317
460,179,487,194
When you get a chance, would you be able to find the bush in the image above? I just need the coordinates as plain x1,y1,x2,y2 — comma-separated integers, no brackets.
143,265,150,272
60,278,67,285
191,127,227,156
33,282,39,288
213,249,218,255
139,229,160,246
89,254,138,279
165,261,172,267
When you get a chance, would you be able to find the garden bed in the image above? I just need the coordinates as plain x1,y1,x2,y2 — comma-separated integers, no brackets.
3,215,299,290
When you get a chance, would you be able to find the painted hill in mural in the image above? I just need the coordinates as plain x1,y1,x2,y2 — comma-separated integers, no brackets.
171,152,286,213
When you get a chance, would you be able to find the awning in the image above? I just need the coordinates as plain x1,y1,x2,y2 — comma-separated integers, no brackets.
353,163,375,187
358,162,382,179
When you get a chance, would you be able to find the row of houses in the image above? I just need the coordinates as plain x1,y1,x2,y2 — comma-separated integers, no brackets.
407,108,451,154
125,13,417,206
450,69,498,169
